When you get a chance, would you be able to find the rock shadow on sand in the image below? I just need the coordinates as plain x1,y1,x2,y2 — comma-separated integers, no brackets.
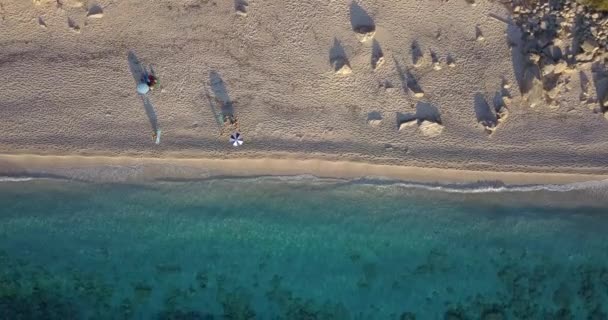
411,40,423,66
415,102,441,124
474,93,497,127
393,57,424,97
508,24,540,95
367,111,382,121
592,63,608,113
371,39,384,69
396,102,441,127
349,2,375,33
329,38,351,73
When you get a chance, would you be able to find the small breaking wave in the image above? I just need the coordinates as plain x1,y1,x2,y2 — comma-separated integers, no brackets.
0,176,35,182
187,174,608,194
2,169,608,195
225,175,608,194
349,178,608,194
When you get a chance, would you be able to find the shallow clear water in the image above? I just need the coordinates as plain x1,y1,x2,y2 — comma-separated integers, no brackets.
1,177,608,319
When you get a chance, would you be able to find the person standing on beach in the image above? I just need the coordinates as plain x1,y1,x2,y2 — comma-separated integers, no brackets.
146,73,158,91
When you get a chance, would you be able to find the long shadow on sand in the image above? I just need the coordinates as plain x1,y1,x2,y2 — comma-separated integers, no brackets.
141,95,158,134
474,93,497,125
209,71,235,118
411,40,423,66
349,2,375,32
508,24,536,95
127,51,146,84
592,63,608,113
393,56,424,96
396,102,441,127
329,38,350,70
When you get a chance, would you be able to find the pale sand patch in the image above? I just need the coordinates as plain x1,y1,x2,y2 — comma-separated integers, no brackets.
1,154,607,185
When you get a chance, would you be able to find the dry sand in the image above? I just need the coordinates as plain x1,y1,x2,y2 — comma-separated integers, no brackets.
1,0,608,183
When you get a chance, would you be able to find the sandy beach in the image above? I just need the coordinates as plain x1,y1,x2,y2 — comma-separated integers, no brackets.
2,0,608,183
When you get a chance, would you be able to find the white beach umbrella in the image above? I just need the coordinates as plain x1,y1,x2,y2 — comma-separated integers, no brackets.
137,82,150,95
230,132,243,147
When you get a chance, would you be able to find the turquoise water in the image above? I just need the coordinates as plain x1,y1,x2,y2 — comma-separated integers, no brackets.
1,177,608,319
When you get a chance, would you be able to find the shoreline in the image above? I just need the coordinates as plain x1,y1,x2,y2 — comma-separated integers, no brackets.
1,154,608,185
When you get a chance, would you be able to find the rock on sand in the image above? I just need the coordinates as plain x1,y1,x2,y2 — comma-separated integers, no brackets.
354,26,376,43
332,58,352,75
87,5,104,19
368,119,382,127
398,119,417,131
418,120,444,137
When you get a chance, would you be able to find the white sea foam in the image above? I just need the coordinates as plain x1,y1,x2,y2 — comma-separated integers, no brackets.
0,176,35,182
235,175,608,194
3,168,608,195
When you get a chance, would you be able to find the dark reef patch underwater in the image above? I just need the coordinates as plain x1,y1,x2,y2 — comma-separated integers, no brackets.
1,177,608,319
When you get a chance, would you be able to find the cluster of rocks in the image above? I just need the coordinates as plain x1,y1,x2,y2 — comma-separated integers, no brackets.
34,1,104,33
480,85,512,135
399,117,444,137
511,0,608,54
509,0,608,113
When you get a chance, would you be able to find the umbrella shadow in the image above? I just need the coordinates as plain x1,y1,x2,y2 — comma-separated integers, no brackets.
128,50,158,87
209,71,234,117
203,82,223,130
128,51,147,84
141,95,158,133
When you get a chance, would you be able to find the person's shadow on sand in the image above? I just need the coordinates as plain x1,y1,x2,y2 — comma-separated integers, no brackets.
141,95,158,133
